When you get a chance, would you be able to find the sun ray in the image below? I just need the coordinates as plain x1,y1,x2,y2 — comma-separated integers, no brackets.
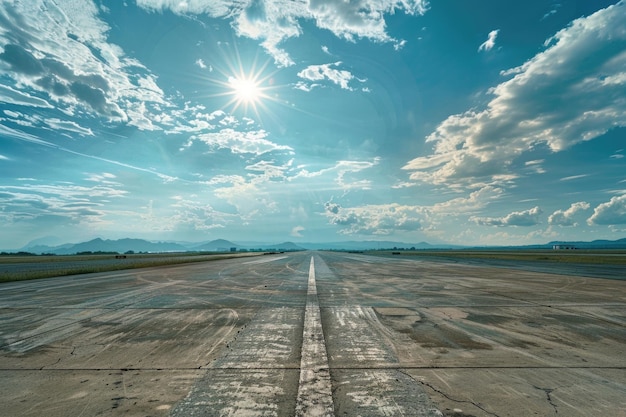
191,42,294,127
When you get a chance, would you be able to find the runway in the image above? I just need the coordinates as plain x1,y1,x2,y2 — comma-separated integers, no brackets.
0,251,624,416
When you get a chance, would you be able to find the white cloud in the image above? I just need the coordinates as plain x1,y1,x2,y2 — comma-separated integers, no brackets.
0,182,127,226
297,62,355,90
291,225,305,237
471,206,543,227
611,149,624,159
587,194,626,225
84,172,118,185
293,158,380,190
0,154,9,161
524,159,545,174
431,186,503,214
195,58,207,69
44,118,94,136
0,1,170,125
324,201,426,235
137,0,428,66
293,81,319,92
245,159,293,182
478,29,499,52
169,196,233,232
186,128,294,155
0,84,54,108
404,2,626,189
560,174,589,182
213,179,278,221
548,201,591,226
308,0,427,43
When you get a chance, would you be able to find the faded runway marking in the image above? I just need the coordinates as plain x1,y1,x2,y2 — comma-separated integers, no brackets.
242,256,288,265
295,256,334,416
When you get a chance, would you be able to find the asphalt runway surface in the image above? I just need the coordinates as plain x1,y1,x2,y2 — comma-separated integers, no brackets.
1,251,625,416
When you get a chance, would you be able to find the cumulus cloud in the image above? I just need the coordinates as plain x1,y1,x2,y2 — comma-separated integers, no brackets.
291,225,305,237
471,206,543,227
307,0,427,44
137,0,428,66
587,194,626,225
297,62,355,90
478,29,499,52
173,197,233,230
404,2,626,189
213,178,279,221
323,201,425,235
548,201,591,226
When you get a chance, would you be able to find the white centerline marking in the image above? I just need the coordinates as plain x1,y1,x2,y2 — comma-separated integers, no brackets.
295,256,334,416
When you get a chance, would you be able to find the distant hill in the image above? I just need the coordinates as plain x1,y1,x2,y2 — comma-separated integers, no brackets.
265,241,305,251
192,239,240,251
25,238,187,255
297,240,461,250
546,238,626,249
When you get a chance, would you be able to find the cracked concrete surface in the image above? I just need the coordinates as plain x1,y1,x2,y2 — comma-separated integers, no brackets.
1,251,625,416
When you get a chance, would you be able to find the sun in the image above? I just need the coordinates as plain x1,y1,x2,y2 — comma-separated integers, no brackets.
229,76,261,104
196,47,286,122
223,68,272,116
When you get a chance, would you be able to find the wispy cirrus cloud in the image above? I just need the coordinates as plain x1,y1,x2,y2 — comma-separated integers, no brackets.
0,1,169,129
294,158,380,190
0,181,126,226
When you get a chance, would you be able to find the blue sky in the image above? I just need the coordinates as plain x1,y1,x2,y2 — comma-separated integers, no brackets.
1,0,625,248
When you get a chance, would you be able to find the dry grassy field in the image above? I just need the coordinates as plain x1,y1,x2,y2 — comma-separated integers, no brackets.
0,252,261,282
374,249,626,264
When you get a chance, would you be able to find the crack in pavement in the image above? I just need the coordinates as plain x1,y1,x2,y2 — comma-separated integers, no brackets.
404,371,500,417
533,385,559,415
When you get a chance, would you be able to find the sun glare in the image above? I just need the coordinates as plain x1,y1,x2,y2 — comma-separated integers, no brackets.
198,48,286,122
223,69,276,118
229,76,261,103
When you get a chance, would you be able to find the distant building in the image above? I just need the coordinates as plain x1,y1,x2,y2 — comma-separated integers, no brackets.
230,247,237,252
553,244,577,250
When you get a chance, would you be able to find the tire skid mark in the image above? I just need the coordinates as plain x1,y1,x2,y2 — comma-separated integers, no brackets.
170,254,307,417
170,307,302,416
315,254,444,417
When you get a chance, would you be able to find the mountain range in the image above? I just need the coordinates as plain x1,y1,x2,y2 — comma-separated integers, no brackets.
16,238,308,255
6,237,626,255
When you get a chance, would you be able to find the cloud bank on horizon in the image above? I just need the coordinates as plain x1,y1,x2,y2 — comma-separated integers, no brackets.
0,0,625,248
